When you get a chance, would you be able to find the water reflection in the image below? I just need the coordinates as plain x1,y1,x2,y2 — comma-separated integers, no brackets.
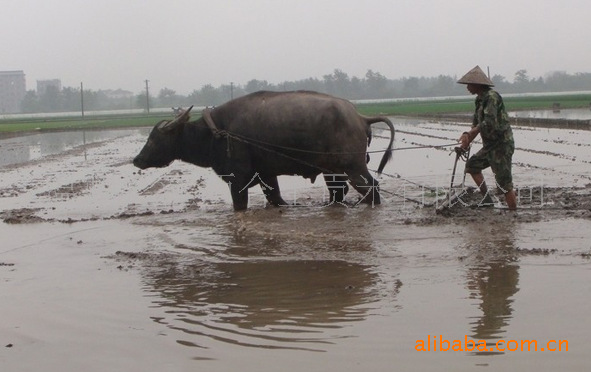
460,221,519,356
143,258,378,352
137,227,382,353
0,129,144,167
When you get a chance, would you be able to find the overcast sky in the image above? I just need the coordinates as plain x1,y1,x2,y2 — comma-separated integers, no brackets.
3,0,590,94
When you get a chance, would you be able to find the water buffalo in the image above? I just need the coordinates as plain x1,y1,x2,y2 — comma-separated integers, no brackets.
133,91,395,211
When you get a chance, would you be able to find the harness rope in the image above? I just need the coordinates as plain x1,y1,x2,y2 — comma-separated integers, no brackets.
219,130,338,175
214,129,462,179
198,109,458,157
215,129,459,156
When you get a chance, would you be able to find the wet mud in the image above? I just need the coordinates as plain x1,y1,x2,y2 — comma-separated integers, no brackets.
1,119,590,371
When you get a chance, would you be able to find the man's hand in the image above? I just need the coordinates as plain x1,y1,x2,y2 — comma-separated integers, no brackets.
458,132,471,149
459,127,480,149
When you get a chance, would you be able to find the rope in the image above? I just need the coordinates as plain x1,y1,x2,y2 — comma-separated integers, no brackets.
199,121,466,193
221,131,388,155
392,143,460,152
219,130,460,156
378,188,436,207
220,130,337,174
371,169,438,192
211,129,465,184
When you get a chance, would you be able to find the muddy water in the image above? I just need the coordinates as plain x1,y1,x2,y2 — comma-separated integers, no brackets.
0,129,146,167
510,108,591,120
1,119,591,371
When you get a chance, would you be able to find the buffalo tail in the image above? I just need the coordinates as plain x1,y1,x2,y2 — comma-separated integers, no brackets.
365,116,395,175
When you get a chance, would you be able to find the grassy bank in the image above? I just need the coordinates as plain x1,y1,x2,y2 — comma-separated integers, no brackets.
0,114,170,134
355,93,591,116
1,93,590,134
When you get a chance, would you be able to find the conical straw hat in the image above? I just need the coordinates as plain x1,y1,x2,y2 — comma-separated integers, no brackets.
457,65,494,86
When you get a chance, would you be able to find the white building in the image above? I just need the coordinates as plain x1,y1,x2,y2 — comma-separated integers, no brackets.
0,70,26,113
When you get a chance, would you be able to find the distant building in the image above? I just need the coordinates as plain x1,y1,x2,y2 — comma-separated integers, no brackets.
37,79,62,95
0,70,26,113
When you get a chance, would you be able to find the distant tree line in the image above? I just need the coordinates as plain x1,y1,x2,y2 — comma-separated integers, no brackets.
19,69,591,113
21,86,136,114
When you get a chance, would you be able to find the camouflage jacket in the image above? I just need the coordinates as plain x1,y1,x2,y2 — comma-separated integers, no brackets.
472,89,514,148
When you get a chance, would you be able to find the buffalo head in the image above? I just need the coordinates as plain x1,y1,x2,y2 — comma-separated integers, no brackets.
133,106,193,169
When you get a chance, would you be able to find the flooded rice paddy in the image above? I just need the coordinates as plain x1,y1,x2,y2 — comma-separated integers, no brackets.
1,115,590,371
510,107,591,121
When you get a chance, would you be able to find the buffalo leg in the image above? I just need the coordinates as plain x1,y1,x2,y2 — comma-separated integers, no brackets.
259,176,289,206
348,171,381,205
324,173,349,204
229,181,249,211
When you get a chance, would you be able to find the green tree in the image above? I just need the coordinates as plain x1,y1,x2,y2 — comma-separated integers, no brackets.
323,69,350,98
136,92,151,111
20,90,40,113
244,79,271,93
491,74,506,85
61,87,81,111
514,69,530,85
365,70,388,98
158,88,179,107
403,77,420,97
200,84,222,106
38,85,61,112
428,75,456,96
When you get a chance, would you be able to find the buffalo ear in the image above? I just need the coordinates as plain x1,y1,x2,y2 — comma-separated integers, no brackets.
159,105,194,132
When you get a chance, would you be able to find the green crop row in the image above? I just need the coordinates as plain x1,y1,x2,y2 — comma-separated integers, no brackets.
0,114,170,133
355,94,591,116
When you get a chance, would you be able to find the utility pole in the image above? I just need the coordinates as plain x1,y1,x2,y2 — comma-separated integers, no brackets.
230,82,234,100
80,82,85,119
145,79,150,113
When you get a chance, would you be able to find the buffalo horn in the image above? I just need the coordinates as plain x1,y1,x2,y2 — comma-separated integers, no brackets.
160,105,194,131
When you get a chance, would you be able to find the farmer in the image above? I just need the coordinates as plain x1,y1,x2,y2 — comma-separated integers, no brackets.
457,65,517,210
